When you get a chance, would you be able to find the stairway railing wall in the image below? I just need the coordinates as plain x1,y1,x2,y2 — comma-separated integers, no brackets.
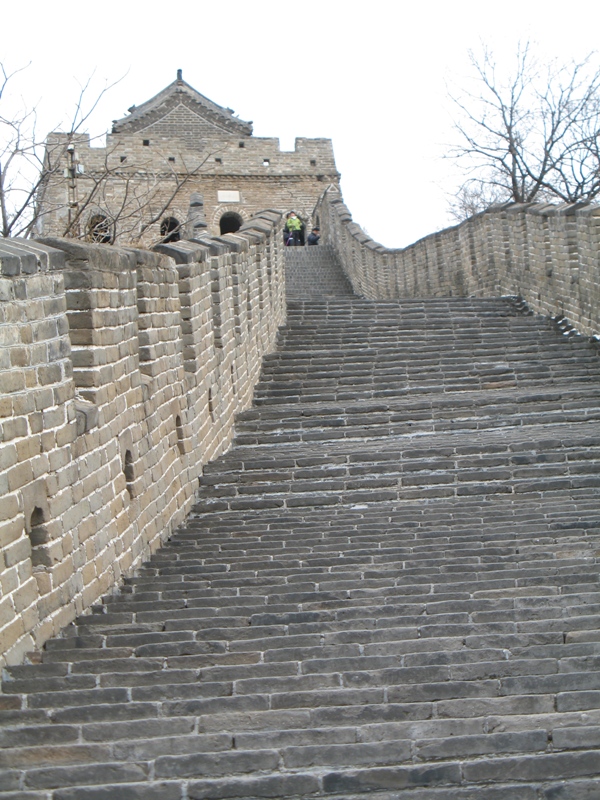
317,189,600,337
0,211,286,666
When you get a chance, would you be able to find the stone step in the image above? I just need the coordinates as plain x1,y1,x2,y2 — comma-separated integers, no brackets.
10,649,599,709
285,245,355,298
15,593,600,663
202,427,600,472
2,294,599,797
252,381,600,407
193,481,600,513
235,409,600,438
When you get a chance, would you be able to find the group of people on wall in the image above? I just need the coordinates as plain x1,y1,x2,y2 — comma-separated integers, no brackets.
285,212,320,246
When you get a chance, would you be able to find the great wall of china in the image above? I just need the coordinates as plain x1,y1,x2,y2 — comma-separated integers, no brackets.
0,78,599,798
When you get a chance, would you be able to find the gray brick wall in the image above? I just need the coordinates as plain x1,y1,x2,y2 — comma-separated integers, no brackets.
0,212,286,667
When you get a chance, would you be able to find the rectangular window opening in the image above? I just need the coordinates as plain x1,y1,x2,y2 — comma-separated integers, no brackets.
120,156,127,163
238,141,245,148
143,139,150,146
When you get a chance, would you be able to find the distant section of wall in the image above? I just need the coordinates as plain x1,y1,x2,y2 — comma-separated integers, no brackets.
0,211,285,667
317,190,600,337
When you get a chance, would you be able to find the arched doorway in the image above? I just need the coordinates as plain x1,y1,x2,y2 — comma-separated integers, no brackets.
87,214,112,244
160,217,181,243
219,212,243,235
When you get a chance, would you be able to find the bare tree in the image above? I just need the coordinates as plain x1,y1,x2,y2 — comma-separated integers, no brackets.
0,64,122,238
447,183,508,224
1,64,218,245
0,62,42,238
448,43,600,220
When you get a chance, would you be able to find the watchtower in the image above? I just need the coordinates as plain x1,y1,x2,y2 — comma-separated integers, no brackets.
39,71,340,246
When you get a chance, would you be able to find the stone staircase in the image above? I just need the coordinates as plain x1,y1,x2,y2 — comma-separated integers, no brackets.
284,245,354,298
2,293,600,799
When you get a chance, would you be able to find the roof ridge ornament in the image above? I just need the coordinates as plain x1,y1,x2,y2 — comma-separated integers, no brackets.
177,69,183,82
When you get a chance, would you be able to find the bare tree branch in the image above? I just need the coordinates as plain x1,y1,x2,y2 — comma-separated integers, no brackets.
0,64,128,239
447,43,600,219
1,63,219,245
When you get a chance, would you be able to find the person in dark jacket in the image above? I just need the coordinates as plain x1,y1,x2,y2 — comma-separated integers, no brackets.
307,227,320,245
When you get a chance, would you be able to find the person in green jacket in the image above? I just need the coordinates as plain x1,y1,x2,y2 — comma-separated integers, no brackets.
286,212,303,246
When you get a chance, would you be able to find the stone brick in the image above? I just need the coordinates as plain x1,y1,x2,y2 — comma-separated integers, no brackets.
543,780,600,800
188,774,320,799
462,751,600,782
0,770,21,791
53,783,184,800
155,749,279,778
322,763,463,793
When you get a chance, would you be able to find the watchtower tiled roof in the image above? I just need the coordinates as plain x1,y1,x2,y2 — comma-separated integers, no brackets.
111,70,253,137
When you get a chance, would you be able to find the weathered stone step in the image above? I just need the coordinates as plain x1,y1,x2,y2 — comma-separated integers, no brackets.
277,323,588,341
15,586,600,646
285,245,355,298
230,417,596,448
253,381,600,406
22,654,598,704
2,294,599,797
232,414,600,446
126,544,600,585
203,423,600,469
254,367,599,390
121,544,600,577
26,605,600,669
5,742,600,799
193,479,600,513
127,550,600,582
267,355,596,375
237,386,600,420
264,332,596,350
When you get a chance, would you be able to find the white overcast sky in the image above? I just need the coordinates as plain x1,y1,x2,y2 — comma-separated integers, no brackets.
2,0,599,247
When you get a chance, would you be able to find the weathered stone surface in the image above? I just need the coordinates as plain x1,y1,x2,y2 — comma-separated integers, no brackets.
2,222,600,797
0,223,285,668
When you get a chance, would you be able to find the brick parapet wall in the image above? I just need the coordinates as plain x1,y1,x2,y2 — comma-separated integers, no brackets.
0,211,286,667
317,191,600,337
